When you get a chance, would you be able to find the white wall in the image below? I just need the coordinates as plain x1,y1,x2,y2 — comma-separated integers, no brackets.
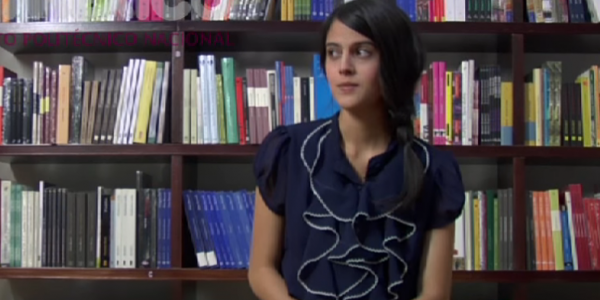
0,45,596,300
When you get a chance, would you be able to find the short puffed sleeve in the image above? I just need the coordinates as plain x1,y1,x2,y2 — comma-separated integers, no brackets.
253,126,291,216
427,152,466,229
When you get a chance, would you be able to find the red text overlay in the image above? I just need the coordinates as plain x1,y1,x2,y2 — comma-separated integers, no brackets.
0,32,233,47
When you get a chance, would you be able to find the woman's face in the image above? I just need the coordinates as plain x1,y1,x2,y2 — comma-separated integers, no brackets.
325,20,382,112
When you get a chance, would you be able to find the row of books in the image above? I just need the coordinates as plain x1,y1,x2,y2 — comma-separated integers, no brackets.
453,188,515,271
182,54,338,145
5,55,600,149
2,0,193,22
414,61,514,146
526,184,600,271
525,0,593,23
0,172,173,269
525,62,600,148
0,57,171,145
184,56,515,147
1,0,515,23
184,189,255,269
279,0,515,21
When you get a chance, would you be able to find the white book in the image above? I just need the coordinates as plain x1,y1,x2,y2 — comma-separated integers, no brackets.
115,189,123,268
112,65,130,144
183,69,191,144
157,61,170,144
208,55,219,144
128,60,147,144
190,69,198,144
121,59,142,144
127,189,137,268
196,76,204,144
118,60,137,144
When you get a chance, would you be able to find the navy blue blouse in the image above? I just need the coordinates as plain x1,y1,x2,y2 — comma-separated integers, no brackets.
253,112,466,300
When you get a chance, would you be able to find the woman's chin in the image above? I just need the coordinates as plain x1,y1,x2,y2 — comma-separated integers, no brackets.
334,96,367,111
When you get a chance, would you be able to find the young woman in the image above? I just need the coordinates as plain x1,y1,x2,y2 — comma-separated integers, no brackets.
248,0,466,299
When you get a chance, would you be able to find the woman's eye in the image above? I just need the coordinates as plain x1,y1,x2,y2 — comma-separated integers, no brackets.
357,49,370,56
328,49,341,57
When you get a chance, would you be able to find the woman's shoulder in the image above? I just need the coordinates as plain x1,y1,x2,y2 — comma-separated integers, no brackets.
412,138,466,229
253,118,334,216
257,118,335,158
412,138,461,176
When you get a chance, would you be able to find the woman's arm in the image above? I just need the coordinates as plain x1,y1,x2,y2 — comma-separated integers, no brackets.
415,222,456,300
248,187,296,300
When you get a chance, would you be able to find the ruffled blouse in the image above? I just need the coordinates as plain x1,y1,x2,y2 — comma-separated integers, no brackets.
253,113,466,300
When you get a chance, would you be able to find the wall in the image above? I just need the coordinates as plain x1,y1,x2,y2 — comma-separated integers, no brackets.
0,43,596,300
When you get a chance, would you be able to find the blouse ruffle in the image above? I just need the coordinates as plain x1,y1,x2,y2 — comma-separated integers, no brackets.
294,121,419,300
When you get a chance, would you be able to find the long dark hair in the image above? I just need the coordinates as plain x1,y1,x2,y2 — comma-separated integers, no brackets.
319,0,426,211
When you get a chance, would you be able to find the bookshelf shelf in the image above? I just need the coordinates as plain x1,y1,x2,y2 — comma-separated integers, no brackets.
0,268,248,281
175,145,522,158
2,269,597,283
177,20,522,33
0,21,177,34
1,145,600,160
0,144,180,156
2,21,600,54
181,21,516,52
453,271,600,283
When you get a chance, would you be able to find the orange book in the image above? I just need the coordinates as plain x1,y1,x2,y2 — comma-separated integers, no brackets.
1,0,9,22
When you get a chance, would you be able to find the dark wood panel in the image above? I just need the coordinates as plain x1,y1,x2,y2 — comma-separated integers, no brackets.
1,21,600,53
0,144,182,156
1,145,600,159
0,268,246,280
171,156,184,269
177,21,524,34
180,21,514,53
0,268,598,282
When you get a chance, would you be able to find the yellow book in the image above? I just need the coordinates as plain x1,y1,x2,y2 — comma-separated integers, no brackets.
501,82,513,145
281,0,286,21
134,61,157,144
57,64,71,145
587,66,597,147
528,82,536,145
217,74,227,143
446,71,453,144
576,71,592,146
549,189,564,270
533,69,542,146
593,65,600,147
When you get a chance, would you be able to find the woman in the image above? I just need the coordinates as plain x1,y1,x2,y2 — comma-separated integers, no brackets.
248,0,466,299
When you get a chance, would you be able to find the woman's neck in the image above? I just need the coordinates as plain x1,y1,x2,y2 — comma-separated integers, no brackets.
338,108,391,155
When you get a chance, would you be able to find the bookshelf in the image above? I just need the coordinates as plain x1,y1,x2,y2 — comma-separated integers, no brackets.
0,0,599,300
